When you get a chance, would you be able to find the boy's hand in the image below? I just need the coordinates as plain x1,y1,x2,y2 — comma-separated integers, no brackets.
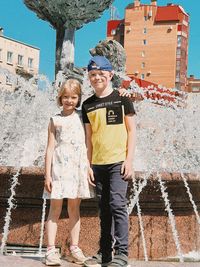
88,166,96,187
44,176,52,193
121,159,133,180
118,88,132,97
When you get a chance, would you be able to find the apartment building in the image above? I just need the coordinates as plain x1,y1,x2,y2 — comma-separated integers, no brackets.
0,28,40,90
187,75,200,93
107,0,189,91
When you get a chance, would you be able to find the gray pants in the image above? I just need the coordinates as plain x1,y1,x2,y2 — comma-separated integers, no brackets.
93,162,129,260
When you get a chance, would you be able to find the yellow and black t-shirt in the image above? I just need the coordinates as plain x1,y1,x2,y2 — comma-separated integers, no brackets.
82,90,135,165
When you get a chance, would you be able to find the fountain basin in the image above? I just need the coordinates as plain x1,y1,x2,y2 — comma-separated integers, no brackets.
0,166,200,261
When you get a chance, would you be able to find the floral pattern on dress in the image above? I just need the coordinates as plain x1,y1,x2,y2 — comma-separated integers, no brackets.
43,111,94,199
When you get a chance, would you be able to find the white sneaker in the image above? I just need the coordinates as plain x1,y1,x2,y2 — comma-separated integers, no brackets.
45,248,61,266
67,247,88,264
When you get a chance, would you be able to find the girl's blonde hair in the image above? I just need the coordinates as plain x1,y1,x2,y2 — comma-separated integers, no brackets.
57,79,82,107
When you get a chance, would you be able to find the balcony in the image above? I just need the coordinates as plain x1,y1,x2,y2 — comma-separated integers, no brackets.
15,66,33,79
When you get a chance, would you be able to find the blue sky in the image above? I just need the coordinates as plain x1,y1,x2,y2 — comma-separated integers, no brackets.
0,0,199,81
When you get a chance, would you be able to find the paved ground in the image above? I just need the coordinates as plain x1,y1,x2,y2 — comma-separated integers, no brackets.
0,255,200,267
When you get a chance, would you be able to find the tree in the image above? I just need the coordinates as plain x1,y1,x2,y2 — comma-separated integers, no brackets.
23,0,114,76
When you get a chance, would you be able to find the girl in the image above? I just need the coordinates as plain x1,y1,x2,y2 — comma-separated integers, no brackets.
43,79,94,266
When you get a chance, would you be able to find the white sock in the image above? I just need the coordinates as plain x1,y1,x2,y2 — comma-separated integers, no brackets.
47,245,55,251
70,245,79,251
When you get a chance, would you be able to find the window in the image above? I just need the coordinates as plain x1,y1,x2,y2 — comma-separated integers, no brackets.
176,60,181,70
28,57,33,69
6,75,12,85
143,28,147,34
7,51,13,64
181,49,186,59
175,83,181,90
177,36,182,47
141,51,145,57
192,87,200,92
18,55,23,66
111,29,116,36
176,48,181,59
176,71,180,82
141,74,145,80
143,39,147,45
176,48,181,55
141,62,145,69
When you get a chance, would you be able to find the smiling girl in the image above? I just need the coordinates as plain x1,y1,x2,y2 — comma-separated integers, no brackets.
43,79,93,266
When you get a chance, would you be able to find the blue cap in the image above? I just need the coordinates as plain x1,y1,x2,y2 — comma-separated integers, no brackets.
87,56,113,72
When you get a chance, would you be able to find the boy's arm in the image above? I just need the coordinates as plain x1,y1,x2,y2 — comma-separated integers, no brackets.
121,114,136,180
84,123,95,186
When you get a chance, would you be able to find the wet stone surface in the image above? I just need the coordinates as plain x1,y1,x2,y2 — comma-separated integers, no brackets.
0,255,200,267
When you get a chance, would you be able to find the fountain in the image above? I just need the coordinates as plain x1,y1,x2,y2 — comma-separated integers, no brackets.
0,0,200,264
0,63,200,262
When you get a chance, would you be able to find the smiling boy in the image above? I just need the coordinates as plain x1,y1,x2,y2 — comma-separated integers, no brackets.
82,56,136,267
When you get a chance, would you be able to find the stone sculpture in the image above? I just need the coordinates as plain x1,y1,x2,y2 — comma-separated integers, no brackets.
23,0,114,76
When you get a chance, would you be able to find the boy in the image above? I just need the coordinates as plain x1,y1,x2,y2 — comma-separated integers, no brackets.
82,56,136,267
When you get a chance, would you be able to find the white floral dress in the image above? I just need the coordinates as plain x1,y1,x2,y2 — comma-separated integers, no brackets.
43,111,94,199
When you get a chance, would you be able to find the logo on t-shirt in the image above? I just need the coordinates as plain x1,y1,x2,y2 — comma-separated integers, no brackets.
106,106,123,124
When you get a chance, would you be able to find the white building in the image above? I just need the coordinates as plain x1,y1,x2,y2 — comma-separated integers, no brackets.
0,27,40,90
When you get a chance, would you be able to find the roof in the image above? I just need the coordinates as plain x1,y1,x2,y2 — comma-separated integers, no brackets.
0,35,40,50
155,5,188,22
107,19,124,37
121,76,158,90
121,76,180,105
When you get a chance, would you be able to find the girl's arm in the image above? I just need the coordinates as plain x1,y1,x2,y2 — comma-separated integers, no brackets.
121,114,136,180
44,119,56,192
85,123,92,163
85,123,95,187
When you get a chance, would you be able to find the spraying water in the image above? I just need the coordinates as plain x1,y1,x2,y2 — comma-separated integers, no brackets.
38,198,47,255
0,170,20,254
0,68,200,261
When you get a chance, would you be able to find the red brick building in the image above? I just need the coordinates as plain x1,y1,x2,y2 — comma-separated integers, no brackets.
187,75,200,93
107,0,189,91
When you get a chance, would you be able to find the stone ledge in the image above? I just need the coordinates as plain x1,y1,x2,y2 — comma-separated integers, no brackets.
0,166,199,181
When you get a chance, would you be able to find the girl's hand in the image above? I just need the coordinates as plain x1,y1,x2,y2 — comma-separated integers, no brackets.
121,159,133,180
44,176,52,193
88,167,96,187
118,88,132,98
